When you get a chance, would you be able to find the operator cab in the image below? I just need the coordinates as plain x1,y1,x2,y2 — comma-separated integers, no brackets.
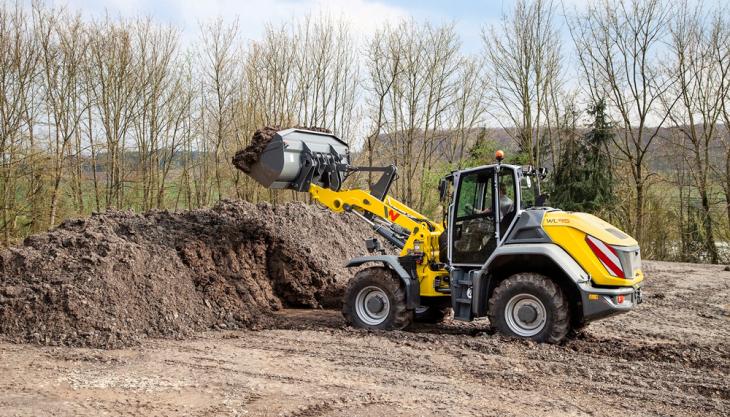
439,153,545,267
439,152,548,320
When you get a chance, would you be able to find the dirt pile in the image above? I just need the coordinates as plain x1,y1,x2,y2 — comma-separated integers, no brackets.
232,126,331,172
0,200,375,348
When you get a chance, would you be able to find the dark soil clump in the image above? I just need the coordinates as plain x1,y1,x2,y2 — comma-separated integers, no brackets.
0,200,373,348
232,126,331,172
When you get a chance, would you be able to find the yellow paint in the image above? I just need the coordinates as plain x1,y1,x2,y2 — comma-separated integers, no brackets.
542,211,644,287
310,183,643,295
309,184,450,298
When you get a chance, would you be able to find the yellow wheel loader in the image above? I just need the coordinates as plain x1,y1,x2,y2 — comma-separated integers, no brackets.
236,128,644,343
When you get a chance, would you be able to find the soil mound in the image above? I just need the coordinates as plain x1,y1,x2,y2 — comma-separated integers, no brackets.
0,200,374,348
232,125,331,172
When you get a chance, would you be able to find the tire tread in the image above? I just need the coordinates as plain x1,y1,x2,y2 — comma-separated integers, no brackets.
488,272,569,343
342,267,412,330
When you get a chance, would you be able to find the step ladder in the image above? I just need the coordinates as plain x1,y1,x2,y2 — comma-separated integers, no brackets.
451,269,476,321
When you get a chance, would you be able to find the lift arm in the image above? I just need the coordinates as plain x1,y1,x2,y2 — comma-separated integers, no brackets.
309,184,443,262
233,128,450,297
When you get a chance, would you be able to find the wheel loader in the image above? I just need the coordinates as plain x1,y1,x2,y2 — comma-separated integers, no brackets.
235,128,643,343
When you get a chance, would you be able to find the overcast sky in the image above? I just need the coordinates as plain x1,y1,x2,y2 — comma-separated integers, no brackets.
29,0,722,56
58,0,532,53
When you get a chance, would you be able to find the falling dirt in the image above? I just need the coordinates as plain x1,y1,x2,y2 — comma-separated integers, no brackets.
0,260,728,416
0,200,373,349
232,126,332,172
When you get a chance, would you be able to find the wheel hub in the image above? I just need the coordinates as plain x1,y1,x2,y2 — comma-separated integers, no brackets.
517,305,538,323
366,295,386,314
504,293,547,337
354,286,391,326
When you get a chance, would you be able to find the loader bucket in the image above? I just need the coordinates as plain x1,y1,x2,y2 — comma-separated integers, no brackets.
236,128,350,191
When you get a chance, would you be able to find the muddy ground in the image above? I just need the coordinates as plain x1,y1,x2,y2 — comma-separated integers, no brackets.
0,260,727,416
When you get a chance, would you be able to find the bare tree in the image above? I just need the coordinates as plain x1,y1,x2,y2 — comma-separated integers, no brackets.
448,55,487,167
199,18,240,202
131,19,182,210
568,0,674,243
379,20,459,207
363,25,402,184
36,5,88,225
416,23,460,208
87,17,140,209
0,3,41,242
664,1,729,263
483,0,562,191
714,9,730,235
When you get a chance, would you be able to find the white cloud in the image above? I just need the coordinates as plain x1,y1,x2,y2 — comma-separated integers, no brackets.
61,0,410,45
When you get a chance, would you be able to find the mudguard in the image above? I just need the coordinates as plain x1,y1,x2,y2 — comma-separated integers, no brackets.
346,255,419,309
485,243,590,283
473,243,639,323
472,243,590,317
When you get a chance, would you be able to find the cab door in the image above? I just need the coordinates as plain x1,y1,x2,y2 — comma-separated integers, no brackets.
448,168,498,266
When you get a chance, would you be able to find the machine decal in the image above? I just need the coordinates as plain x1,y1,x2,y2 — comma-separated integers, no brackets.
385,207,400,222
586,235,624,278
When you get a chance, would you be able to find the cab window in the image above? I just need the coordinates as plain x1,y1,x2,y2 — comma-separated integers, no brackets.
498,171,516,217
451,169,497,264
498,170,518,237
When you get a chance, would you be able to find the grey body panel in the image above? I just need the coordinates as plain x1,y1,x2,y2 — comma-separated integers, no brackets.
502,209,552,244
471,243,640,322
470,243,587,317
484,243,590,283
346,255,419,309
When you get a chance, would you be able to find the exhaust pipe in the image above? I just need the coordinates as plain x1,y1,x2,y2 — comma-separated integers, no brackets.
233,128,350,191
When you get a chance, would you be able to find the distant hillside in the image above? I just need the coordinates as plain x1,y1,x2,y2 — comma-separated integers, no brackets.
356,124,729,175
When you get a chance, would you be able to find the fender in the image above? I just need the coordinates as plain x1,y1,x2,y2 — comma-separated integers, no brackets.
472,243,591,316
346,255,419,309
485,243,590,283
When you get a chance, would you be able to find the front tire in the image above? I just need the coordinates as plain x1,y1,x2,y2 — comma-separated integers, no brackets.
488,273,569,343
342,267,412,330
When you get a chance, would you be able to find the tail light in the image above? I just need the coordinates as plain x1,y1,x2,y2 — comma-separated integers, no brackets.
585,235,625,278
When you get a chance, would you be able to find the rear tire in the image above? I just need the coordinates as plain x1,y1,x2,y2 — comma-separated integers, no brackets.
488,272,569,343
342,267,412,330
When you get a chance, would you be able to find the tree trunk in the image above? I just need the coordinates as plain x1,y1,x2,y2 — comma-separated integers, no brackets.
635,178,644,245
699,187,718,263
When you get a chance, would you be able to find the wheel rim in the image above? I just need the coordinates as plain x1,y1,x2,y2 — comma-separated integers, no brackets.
504,293,546,337
355,286,390,326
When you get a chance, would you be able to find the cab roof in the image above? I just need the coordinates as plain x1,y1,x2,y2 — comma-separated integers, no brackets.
451,163,522,176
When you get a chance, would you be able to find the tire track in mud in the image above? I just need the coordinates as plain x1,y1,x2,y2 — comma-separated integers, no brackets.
1,261,728,416
266,273,730,416
281,394,395,417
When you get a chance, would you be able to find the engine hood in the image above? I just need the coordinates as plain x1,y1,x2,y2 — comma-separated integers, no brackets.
542,211,637,247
